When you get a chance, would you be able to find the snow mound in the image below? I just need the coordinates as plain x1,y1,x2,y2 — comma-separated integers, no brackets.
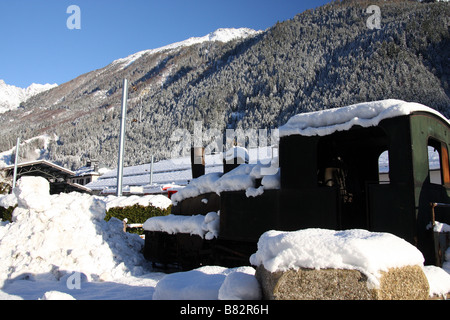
423,265,450,298
249,228,425,288
0,176,149,287
279,99,449,137
218,266,261,300
153,265,261,300
39,291,76,300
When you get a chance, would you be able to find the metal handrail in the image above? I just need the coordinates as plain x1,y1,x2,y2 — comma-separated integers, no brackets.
431,202,450,226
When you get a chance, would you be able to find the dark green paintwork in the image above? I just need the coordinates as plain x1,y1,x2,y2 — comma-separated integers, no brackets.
219,111,450,265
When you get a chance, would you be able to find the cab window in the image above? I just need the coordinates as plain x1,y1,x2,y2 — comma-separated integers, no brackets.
428,138,450,186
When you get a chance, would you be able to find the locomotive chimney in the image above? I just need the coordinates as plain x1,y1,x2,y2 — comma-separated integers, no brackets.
191,147,205,179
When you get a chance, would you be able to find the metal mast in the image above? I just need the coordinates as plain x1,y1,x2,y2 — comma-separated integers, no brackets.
116,79,128,197
12,137,20,189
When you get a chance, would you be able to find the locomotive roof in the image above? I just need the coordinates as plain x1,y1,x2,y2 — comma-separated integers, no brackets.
279,99,449,138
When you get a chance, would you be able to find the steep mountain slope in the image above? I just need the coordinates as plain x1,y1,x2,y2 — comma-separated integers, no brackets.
0,1,448,170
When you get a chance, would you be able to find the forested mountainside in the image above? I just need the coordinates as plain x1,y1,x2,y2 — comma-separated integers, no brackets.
0,0,448,170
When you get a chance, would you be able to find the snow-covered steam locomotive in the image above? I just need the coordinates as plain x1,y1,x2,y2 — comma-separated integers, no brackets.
143,100,450,270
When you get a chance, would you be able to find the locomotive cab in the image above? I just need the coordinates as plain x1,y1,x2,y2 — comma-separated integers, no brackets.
277,102,450,265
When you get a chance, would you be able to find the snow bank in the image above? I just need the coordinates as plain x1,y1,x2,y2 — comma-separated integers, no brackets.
143,211,220,240
0,176,150,287
249,228,425,288
218,266,262,300
0,188,172,211
0,193,17,208
39,291,76,300
153,266,261,300
423,266,450,298
279,99,449,137
13,176,51,214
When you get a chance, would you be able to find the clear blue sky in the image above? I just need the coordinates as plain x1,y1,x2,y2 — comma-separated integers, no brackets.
0,0,329,88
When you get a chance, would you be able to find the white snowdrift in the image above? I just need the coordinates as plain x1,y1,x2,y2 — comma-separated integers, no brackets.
424,265,450,298
279,99,449,137
153,265,261,300
0,176,149,287
0,188,172,211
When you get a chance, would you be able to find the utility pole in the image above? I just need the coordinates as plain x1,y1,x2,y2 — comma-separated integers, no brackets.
12,137,20,190
150,155,154,185
116,79,128,197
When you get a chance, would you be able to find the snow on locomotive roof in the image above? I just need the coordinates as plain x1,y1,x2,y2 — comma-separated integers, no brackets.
279,99,449,138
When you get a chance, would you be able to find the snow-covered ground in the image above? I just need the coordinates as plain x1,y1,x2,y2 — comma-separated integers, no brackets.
1,100,450,300
0,176,261,300
0,176,449,300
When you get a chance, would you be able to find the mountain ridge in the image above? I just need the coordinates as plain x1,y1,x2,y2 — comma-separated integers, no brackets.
111,27,262,70
0,80,57,114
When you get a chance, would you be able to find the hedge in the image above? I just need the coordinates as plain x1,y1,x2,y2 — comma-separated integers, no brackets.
0,205,16,222
104,203,171,234
0,203,172,235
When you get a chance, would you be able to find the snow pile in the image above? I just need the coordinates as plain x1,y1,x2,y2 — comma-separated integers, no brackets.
218,266,262,300
279,99,449,137
423,266,450,298
0,190,172,211
249,228,425,288
39,291,76,300
153,265,261,300
143,211,220,240
0,176,149,287
0,193,17,208
171,161,280,205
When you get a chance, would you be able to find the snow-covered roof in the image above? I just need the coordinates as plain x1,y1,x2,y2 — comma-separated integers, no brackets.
279,99,449,138
73,165,100,177
85,155,223,193
2,159,75,176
